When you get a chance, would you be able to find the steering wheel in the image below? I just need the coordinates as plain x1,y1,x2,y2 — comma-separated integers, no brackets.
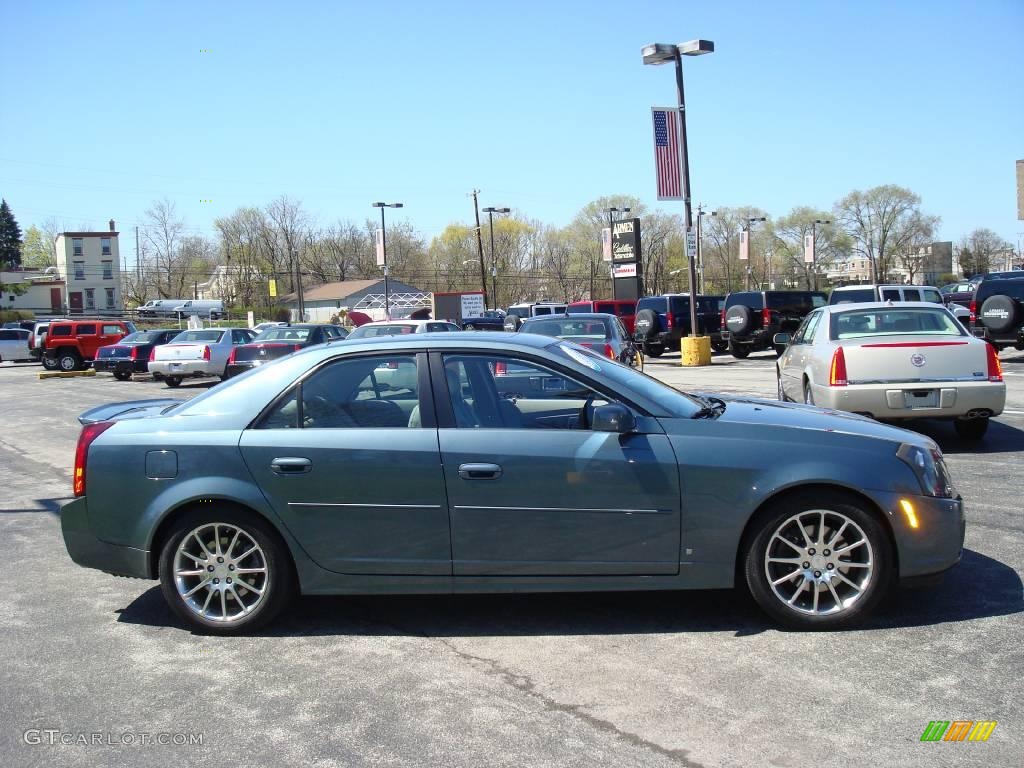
303,394,347,428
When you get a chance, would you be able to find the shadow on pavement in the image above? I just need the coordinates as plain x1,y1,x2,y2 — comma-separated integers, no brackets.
0,498,67,515
116,548,1021,638
903,418,1024,455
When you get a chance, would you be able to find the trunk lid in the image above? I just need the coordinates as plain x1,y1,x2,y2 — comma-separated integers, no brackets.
840,337,987,382
78,398,184,425
154,343,207,361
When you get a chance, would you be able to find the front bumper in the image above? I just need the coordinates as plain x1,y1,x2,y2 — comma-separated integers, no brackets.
148,360,218,377
869,490,965,579
811,381,1006,420
94,358,147,374
60,497,151,578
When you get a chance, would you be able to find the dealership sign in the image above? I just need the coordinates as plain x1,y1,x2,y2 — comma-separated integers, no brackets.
612,218,641,262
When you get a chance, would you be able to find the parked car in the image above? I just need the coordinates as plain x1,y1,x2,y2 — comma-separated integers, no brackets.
62,332,965,634
775,302,1004,440
633,294,724,356
137,299,191,318
30,320,58,364
504,302,569,330
3,320,36,332
148,327,256,387
517,312,638,366
461,309,507,331
225,324,347,378
346,319,462,338
939,281,976,309
172,299,225,319
93,329,182,380
722,290,827,358
829,283,971,324
0,328,32,363
971,277,1024,350
251,321,288,334
566,299,638,334
43,319,136,372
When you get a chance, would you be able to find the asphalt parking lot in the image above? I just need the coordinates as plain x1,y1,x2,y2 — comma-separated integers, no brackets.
1,354,1021,768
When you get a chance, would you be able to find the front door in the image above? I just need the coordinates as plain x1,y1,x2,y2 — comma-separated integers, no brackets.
68,292,82,313
434,351,681,576
50,288,62,313
239,351,451,575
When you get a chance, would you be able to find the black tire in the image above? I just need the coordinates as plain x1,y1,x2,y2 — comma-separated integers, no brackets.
633,309,659,343
729,342,750,359
978,295,1019,333
711,337,729,353
803,380,815,405
165,375,183,388
57,350,82,372
113,371,132,381
41,355,59,371
777,371,787,402
157,507,295,635
954,417,989,440
725,305,753,335
643,343,665,358
743,491,893,629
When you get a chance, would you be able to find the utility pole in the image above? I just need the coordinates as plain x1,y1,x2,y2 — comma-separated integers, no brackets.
135,226,141,281
471,190,487,304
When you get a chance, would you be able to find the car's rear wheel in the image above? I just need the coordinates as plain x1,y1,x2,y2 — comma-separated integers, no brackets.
729,342,750,359
643,343,664,358
777,372,787,402
58,350,82,371
711,338,728,353
744,493,892,629
803,380,815,405
113,371,131,381
41,355,59,371
165,375,183,388
158,510,294,634
954,417,989,440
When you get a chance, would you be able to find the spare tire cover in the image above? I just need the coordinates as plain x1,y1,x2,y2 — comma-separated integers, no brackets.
633,309,659,341
504,314,522,331
725,304,753,335
979,295,1018,333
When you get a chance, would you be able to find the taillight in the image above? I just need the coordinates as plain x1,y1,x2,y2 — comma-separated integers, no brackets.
494,362,507,376
969,299,977,324
603,343,615,359
130,346,139,360
28,335,35,349
666,312,673,329
202,345,211,361
293,343,303,352
720,309,726,327
829,347,848,386
149,347,157,362
987,343,1003,382
762,308,772,327
227,348,237,365
73,421,114,497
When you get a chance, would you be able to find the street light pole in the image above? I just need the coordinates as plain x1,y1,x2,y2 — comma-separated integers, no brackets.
744,216,766,290
483,206,510,310
372,202,403,320
810,219,830,291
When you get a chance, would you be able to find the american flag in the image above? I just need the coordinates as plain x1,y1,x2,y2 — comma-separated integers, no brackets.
651,108,682,200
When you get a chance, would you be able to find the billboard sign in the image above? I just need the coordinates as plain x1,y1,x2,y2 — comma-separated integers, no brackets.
612,218,641,262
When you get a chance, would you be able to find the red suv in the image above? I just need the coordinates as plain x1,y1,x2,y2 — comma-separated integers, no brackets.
566,299,637,333
44,320,135,372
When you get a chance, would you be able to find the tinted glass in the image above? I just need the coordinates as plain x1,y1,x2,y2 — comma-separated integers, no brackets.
832,288,877,303
77,324,97,335
522,318,611,340
299,354,419,428
921,289,942,303
830,308,964,339
0,330,13,340
172,330,224,342
725,292,764,310
50,325,72,337
255,328,311,342
347,324,417,338
766,292,826,311
566,304,593,314
903,288,922,301
977,280,1024,302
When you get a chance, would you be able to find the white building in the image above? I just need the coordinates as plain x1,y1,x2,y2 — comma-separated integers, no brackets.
55,220,122,314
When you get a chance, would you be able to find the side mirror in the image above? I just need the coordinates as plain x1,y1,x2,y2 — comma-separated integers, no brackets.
773,333,791,346
591,403,636,433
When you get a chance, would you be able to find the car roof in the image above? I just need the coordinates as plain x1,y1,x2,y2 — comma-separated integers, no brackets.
821,301,953,313
357,319,437,327
339,330,550,349
522,313,612,322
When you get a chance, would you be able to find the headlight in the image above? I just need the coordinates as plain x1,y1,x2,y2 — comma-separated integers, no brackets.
897,443,955,498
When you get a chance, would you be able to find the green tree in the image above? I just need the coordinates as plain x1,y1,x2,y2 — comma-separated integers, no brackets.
772,208,851,289
0,199,24,268
958,228,1013,276
20,225,56,268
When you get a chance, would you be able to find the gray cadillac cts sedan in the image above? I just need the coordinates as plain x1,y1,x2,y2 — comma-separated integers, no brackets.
61,333,964,634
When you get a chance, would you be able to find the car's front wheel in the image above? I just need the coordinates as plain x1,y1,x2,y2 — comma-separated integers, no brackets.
744,493,892,629
113,371,131,381
58,351,82,371
643,343,664,358
777,372,787,402
158,509,294,634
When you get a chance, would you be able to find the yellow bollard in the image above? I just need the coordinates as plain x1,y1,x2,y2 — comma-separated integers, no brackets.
680,336,712,367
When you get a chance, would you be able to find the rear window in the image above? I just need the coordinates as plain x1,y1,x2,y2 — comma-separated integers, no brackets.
348,324,417,338
124,331,165,343
668,296,717,314
255,328,312,342
767,292,826,311
522,318,611,340
830,308,964,340
636,297,667,313
566,303,594,314
172,330,224,343
725,292,764,310
831,288,877,304
977,280,1024,303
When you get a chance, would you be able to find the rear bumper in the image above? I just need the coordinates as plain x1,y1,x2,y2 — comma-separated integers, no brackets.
148,360,219,377
94,359,147,374
60,497,151,579
810,381,1006,419
224,361,262,378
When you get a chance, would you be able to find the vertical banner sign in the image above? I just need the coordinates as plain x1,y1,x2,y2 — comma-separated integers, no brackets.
268,279,278,297
375,228,385,267
601,227,612,261
611,218,643,300
651,108,683,201
739,230,749,261
804,233,815,263
686,227,697,259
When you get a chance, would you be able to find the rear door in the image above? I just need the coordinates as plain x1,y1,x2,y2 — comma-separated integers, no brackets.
74,323,99,358
434,350,681,576
239,351,451,575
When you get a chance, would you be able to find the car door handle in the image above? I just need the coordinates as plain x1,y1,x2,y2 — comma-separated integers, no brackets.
458,463,502,480
271,457,312,474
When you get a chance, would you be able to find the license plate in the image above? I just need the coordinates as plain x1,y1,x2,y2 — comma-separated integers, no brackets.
170,363,182,371
905,389,938,409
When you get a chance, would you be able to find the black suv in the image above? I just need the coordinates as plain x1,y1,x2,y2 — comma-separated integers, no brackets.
722,290,827,358
972,278,1024,350
633,294,723,357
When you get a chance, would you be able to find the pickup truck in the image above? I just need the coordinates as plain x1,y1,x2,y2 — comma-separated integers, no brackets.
148,327,255,387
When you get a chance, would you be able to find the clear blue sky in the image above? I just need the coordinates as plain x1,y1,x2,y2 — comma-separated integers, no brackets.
2,0,1022,255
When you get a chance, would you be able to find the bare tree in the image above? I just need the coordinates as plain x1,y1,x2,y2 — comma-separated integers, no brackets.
142,199,186,298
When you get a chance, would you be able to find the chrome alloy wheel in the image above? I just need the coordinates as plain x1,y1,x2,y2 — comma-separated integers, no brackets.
763,509,873,616
173,523,269,622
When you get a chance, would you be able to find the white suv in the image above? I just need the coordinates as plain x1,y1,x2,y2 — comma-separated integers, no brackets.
829,284,970,323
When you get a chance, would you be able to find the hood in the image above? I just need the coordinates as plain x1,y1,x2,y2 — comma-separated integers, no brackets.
696,393,935,449
78,398,184,425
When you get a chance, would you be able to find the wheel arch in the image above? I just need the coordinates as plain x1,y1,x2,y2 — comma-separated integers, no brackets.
733,482,900,588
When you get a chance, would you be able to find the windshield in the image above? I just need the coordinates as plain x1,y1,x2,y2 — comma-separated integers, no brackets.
830,308,965,339
522,318,611,340
550,342,702,417
348,324,417,338
171,330,224,343
254,327,312,342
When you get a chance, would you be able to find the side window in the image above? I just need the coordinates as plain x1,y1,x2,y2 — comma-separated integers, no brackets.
77,324,97,335
442,354,611,430
881,288,900,301
51,325,72,337
803,311,823,343
791,313,813,344
922,289,941,303
102,324,122,335
426,323,450,333
231,329,250,344
0,330,13,340
903,288,922,301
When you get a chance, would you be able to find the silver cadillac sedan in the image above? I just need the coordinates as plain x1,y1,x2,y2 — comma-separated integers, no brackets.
62,333,964,634
776,302,1005,440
